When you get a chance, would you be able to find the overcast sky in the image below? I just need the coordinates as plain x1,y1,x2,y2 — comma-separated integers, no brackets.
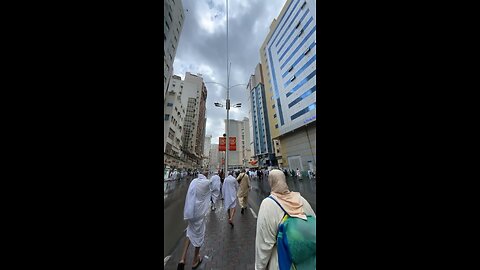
173,0,286,144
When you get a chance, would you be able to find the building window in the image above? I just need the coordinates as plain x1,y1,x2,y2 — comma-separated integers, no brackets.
290,76,296,82
297,29,304,37
272,104,275,109
164,33,167,41
304,47,311,55
301,1,307,9
168,12,173,22
275,124,278,129
165,114,170,120
167,103,173,107
165,21,170,31
274,114,277,118
295,21,301,29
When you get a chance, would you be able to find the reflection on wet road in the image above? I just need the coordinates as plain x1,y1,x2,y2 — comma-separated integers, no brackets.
163,177,193,258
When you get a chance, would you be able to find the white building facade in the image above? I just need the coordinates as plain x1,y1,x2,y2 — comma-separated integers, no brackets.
181,73,208,167
225,118,251,169
164,0,185,99
164,75,187,168
163,72,208,169
203,135,212,168
261,0,317,173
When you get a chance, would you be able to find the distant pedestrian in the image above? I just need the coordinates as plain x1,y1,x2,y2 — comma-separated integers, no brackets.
177,170,214,270
210,171,221,211
296,168,302,180
236,169,250,215
219,169,225,200
222,171,239,228
255,169,316,270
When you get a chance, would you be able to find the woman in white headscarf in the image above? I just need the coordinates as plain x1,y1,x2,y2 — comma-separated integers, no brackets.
255,169,316,270
178,171,214,270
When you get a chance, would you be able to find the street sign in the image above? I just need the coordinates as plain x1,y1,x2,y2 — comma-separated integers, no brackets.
219,137,226,151
229,136,236,151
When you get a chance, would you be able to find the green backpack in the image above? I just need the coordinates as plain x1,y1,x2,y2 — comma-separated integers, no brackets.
268,196,316,270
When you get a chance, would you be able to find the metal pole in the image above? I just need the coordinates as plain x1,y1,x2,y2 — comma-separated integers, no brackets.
225,0,229,175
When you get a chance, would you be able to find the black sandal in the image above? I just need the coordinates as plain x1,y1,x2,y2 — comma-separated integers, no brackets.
177,262,185,270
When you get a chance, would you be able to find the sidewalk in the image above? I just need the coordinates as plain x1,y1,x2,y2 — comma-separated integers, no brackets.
164,198,257,270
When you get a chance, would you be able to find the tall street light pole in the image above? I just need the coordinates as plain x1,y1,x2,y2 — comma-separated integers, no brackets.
225,0,230,175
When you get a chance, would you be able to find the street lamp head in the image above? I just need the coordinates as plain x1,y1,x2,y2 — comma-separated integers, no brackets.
214,102,224,107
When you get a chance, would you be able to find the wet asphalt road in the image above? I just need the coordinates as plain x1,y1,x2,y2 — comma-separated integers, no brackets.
163,177,192,258
163,174,317,258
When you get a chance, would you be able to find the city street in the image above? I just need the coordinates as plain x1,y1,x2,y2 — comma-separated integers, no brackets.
163,173,316,268
164,176,193,258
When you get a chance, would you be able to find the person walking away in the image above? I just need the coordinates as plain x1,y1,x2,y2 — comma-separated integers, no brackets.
257,169,262,181
296,168,302,180
255,169,316,270
219,169,225,200
210,171,221,211
236,169,250,214
177,170,214,270
222,171,239,228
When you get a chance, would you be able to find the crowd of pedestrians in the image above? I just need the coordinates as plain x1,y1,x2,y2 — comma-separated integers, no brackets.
176,167,316,270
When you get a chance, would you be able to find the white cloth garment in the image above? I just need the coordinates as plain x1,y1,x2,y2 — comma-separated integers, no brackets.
210,174,221,204
222,175,238,210
183,174,212,247
255,195,316,270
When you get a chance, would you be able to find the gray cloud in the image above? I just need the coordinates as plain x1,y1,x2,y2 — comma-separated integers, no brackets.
173,0,285,143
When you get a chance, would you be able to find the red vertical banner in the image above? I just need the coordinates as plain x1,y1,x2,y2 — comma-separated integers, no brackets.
219,137,226,151
229,136,236,151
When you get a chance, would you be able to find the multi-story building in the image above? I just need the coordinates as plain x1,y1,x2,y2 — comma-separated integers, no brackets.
181,72,208,167
224,118,251,169
247,63,277,168
163,72,208,168
260,0,317,173
203,135,212,168
164,0,185,100
209,143,222,171
164,75,187,168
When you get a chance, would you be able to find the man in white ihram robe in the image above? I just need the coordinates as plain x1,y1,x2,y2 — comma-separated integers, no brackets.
222,171,239,227
210,172,221,211
177,171,219,269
